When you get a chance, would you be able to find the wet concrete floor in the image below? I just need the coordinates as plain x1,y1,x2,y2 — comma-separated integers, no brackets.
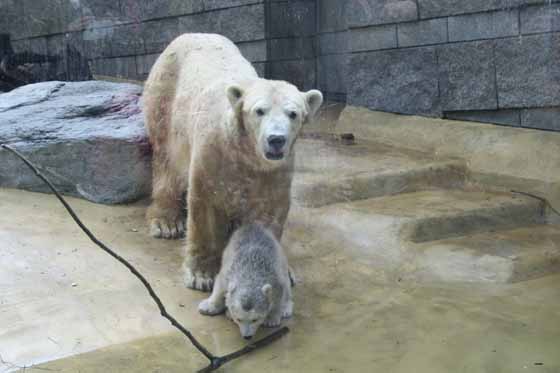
1,188,559,372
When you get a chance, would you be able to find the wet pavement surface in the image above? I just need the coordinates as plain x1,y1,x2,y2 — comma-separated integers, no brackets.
1,187,559,373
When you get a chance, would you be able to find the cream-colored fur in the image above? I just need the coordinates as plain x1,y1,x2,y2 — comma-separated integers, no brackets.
143,33,322,291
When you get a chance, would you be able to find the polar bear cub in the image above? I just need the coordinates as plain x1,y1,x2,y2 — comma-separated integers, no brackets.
198,223,293,339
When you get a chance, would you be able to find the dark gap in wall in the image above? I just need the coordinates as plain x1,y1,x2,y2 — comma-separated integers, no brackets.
263,0,273,80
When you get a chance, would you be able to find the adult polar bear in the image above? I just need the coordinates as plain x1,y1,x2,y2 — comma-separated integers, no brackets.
143,33,323,291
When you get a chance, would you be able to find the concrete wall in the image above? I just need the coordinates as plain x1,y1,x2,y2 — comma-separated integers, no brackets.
2,0,559,131
316,0,560,131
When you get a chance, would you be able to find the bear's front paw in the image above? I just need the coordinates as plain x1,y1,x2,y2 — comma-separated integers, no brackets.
282,300,293,319
183,266,215,292
263,316,282,328
198,299,225,316
149,216,186,239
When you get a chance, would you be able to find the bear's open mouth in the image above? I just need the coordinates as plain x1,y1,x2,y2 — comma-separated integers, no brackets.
265,151,284,160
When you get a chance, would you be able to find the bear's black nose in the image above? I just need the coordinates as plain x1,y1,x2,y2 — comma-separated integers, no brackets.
244,335,253,340
267,135,286,150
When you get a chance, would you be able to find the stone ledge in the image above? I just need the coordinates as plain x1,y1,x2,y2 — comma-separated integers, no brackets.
337,106,560,210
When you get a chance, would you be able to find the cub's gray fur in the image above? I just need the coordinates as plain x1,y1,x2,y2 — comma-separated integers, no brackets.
198,223,293,339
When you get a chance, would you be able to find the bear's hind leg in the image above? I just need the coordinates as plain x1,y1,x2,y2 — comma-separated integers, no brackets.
183,182,227,292
146,153,186,239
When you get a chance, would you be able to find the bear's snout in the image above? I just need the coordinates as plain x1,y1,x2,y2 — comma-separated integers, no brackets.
265,135,286,160
268,135,286,149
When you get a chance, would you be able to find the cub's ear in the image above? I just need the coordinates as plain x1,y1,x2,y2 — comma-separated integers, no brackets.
261,284,273,302
226,84,244,110
303,89,323,123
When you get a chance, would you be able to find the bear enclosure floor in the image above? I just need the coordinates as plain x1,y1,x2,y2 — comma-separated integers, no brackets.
1,133,560,372
1,190,559,372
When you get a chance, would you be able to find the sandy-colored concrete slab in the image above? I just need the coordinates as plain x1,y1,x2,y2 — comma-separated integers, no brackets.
25,262,560,373
309,190,544,246
1,187,560,372
293,138,466,207
0,189,189,370
336,106,560,211
409,224,560,283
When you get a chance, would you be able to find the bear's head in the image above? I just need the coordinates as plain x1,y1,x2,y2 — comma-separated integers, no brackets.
225,282,275,340
226,79,323,168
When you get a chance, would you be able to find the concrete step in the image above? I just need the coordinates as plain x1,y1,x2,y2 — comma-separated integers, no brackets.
408,224,560,283
307,190,544,247
293,137,466,207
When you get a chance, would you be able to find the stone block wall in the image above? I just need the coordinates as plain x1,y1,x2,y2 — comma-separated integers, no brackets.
0,0,268,81
2,0,560,131
316,0,560,131
266,0,316,90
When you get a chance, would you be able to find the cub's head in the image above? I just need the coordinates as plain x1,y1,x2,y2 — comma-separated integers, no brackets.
226,79,323,167
226,283,274,340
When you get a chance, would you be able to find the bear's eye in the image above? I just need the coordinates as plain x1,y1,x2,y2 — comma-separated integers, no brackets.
256,108,265,116
251,319,258,323
289,111,297,120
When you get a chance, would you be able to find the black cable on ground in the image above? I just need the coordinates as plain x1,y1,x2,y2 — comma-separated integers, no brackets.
1,144,289,373
510,190,560,218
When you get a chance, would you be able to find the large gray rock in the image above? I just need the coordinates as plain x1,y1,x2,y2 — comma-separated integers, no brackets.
0,81,151,204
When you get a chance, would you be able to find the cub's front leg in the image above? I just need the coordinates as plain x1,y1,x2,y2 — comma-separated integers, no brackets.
263,305,283,328
281,287,293,319
183,171,228,292
198,273,227,316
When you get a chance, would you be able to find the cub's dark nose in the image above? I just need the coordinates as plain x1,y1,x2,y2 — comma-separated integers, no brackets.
244,335,253,340
267,135,286,150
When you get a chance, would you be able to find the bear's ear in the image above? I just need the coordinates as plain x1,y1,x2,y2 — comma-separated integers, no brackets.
303,89,323,124
261,284,273,302
226,84,244,110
